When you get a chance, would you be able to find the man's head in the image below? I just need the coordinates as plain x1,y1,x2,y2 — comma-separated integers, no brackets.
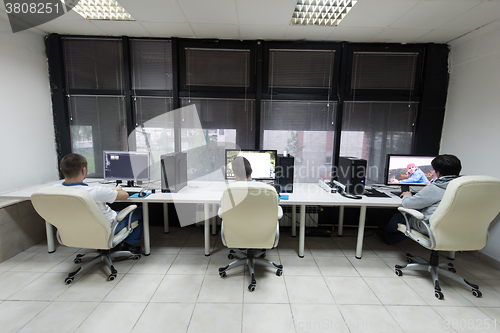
232,156,252,181
431,154,461,177
60,153,88,179
407,163,417,175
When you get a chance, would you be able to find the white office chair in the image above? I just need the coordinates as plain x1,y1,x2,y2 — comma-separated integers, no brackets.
31,186,141,284
394,176,500,300
218,182,283,292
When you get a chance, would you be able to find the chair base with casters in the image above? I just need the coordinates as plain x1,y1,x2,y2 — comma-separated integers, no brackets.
65,247,141,285
395,250,481,300
218,249,283,292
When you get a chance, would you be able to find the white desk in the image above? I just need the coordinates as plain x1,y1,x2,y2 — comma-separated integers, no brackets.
0,180,402,259
333,191,402,259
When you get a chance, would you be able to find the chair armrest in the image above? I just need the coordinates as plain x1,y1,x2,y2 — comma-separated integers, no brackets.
398,207,424,220
116,205,137,222
398,207,435,249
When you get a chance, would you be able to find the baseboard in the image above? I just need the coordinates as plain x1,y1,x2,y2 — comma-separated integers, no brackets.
475,251,500,271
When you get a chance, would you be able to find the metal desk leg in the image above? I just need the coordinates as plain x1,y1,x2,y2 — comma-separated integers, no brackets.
337,206,344,236
163,203,169,234
45,221,55,253
291,204,297,237
204,203,210,256
448,251,455,260
298,204,306,258
355,206,366,259
143,202,151,256
211,204,217,235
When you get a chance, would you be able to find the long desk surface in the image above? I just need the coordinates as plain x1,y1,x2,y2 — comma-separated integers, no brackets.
0,180,402,259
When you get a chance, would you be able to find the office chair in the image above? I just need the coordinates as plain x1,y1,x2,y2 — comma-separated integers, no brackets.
31,186,142,284
218,182,283,292
394,176,500,300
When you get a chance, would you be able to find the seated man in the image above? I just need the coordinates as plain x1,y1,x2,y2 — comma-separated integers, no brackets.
380,154,462,244
58,153,143,254
219,156,282,218
391,163,430,184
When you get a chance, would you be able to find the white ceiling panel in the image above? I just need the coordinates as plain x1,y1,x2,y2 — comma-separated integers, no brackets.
239,24,288,41
339,0,419,28
236,0,297,25
89,20,152,37
177,0,238,24
140,22,194,38
327,27,385,42
1,0,499,44
390,1,478,29
370,27,433,43
119,0,186,23
190,23,240,40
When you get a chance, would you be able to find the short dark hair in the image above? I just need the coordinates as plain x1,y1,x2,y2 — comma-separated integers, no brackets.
431,154,461,176
60,153,87,178
232,156,252,180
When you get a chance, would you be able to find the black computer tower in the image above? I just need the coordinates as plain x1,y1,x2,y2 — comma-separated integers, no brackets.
161,152,187,193
337,156,367,195
276,154,294,193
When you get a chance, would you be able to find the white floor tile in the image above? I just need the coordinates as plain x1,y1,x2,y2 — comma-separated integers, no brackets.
0,301,50,333
385,305,457,333
187,303,243,333
103,273,163,303
150,274,204,302
291,303,350,333
339,304,404,333
364,277,427,305
324,276,381,305
285,276,335,304
132,303,195,333
75,302,147,333
242,303,296,333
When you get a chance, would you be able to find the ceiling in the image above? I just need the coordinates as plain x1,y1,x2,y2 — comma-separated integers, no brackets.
1,0,500,44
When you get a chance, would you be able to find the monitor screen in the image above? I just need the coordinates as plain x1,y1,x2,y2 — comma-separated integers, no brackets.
104,151,150,181
225,149,277,181
384,154,435,186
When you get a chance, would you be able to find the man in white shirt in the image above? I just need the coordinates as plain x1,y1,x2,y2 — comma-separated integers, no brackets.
59,153,143,254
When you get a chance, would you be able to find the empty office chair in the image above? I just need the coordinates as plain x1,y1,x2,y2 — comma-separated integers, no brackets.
218,182,283,292
394,176,500,300
31,186,141,284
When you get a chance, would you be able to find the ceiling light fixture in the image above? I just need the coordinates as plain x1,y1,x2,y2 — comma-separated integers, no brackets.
62,0,135,21
290,0,358,26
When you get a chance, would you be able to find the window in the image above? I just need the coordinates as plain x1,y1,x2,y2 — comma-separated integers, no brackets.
269,49,335,89
261,100,336,183
185,48,251,88
340,101,418,184
131,39,173,90
180,98,255,181
63,38,124,90
68,96,127,177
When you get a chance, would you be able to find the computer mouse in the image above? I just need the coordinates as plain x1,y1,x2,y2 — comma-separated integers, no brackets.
138,190,147,197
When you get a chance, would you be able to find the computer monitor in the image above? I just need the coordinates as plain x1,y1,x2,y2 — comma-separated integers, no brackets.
384,154,435,192
103,151,149,185
225,149,277,181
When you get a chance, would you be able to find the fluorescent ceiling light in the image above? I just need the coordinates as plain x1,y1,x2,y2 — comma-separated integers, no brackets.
62,0,135,21
290,0,357,26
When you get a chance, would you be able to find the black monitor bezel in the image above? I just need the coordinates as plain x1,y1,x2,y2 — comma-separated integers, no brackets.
384,153,436,188
225,149,278,181
103,150,150,182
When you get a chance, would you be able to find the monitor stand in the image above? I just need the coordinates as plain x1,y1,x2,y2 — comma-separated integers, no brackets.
400,185,410,193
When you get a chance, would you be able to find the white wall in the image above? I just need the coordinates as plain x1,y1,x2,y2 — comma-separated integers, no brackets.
441,20,500,261
0,15,58,194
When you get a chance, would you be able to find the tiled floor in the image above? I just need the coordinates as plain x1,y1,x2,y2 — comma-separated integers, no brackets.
1,225,500,333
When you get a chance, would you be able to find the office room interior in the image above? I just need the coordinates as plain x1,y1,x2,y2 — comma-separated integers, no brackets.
1,0,500,332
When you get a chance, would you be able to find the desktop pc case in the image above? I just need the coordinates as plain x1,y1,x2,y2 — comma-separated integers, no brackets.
161,152,187,193
276,154,294,193
337,156,367,195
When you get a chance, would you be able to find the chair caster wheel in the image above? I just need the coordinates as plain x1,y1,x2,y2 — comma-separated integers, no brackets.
228,254,234,259
472,289,482,298
448,267,456,273
219,271,226,278
248,284,256,292
395,269,403,277
133,255,141,260
276,269,283,276
435,291,444,300
64,277,74,285
108,274,117,281
74,258,82,264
